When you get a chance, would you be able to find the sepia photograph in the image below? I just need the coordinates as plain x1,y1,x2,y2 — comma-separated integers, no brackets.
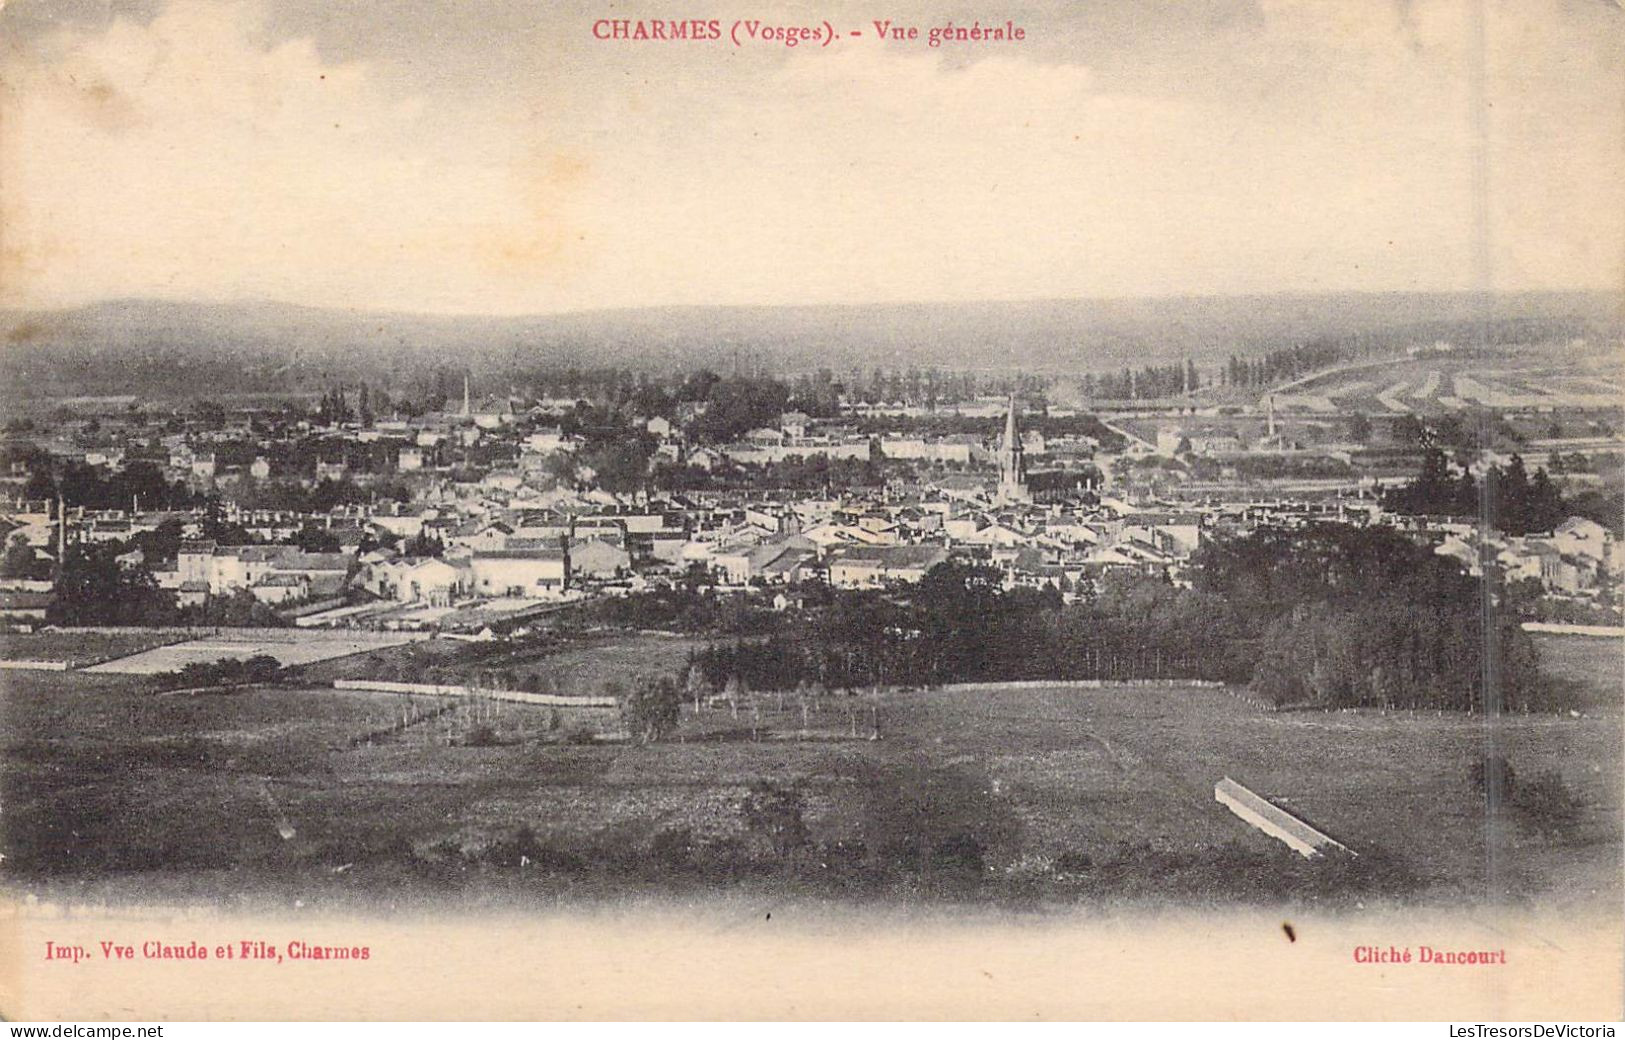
0,0,1621,1023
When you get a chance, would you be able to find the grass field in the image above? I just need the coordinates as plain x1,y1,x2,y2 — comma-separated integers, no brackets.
1532,634,1623,705
1,630,1617,911
295,632,711,696
1280,342,1624,415
0,630,182,667
83,631,422,674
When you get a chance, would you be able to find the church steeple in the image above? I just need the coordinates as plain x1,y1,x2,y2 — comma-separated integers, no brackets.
997,393,1029,505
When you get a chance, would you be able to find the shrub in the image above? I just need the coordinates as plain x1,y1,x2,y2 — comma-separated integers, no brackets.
930,831,986,877
1511,770,1583,840
650,826,697,871
816,838,868,878
1469,754,1516,805
463,723,500,747
152,654,285,691
741,780,810,860
482,825,584,873
619,672,682,743
242,654,282,682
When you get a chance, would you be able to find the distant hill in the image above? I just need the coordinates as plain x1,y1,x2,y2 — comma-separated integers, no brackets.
0,292,1617,402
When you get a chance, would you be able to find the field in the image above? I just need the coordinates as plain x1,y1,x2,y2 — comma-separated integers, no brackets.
296,632,712,696
1,633,1617,911
1532,634,1623,700
0,629,183,667
1274,341,1623,417
83,630,423,674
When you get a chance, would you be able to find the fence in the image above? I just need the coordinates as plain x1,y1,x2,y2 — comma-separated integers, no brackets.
1521,622,1625,638
935,678,1227,693
332,678,617,708
44,625,426,644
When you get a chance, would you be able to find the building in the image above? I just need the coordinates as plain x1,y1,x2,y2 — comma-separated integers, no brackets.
570,537,632,580
827,545,950,589
995,395,1030,506
396,557,467,605
468,547,569,597
174,541,354,602
1551,516,1614,573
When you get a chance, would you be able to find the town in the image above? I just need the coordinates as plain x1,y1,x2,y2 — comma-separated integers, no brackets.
2,344,1618,637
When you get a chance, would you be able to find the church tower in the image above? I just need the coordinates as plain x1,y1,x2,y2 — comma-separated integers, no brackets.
996,394,1030,505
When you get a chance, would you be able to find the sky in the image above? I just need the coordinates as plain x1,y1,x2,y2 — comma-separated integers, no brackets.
1,0,1621,315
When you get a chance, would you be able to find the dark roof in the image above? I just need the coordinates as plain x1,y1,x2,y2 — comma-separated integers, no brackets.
833,545,949,567
472,548,567,561
0,590,54,609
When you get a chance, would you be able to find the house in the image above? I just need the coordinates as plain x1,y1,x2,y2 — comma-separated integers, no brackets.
712,535,817,585
1496,542,1543,583
177,541,354,599
468,547,569,597
1551,517,1613,572
1529,543,1587,594
827,545,949,589
572,516,629,546
371,505,433,540
1434,535,1480,576
471,397,515,430
1121,512,1203,557
450,521,513,553
687,447,723,472
481,469,525,492
395,557,467,605
249,573,313,605
957,521,1030,548
570,537,632,580
801,521,889,548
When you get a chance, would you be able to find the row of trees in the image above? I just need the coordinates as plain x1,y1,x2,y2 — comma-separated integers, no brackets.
313,384,384,427
21,460,200,512
44,543,293,628
1085,361,1201,400
687,562,1250,694
1193,523,1544,710
676,524,1553,714
1221,340,1349,390
1382,450,1568,535
837,368,1047,408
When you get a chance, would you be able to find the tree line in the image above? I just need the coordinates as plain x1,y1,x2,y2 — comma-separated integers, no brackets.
1083,360,1201,400
682,524,1552,713
1382,449,1568,535
1220,340,1348,389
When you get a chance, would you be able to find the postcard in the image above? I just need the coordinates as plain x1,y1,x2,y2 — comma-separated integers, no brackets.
1,0,1621,1022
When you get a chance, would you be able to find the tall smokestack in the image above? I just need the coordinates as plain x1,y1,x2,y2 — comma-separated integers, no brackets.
56,489,66,581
